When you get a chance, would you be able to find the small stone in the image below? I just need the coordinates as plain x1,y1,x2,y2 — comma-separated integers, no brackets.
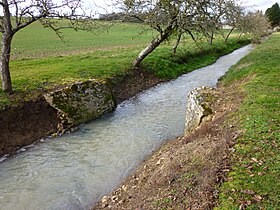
101,196,108,203
242,189,255,195
246,200,252,205
101,204,107,208
156,157,165,165
228,197,234,202
111,196,118,202
121,185,127,191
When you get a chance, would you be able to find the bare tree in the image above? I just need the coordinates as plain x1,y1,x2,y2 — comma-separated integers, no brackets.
118,0,245,67
237,11,270,42
119,0,181,67
221,0,244,43
192,0,225,45
0,0,93,94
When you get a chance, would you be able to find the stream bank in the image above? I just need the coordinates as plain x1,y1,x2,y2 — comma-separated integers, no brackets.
0,68,162,158
0,40,250,158
93,76,249,209
0,45,253,209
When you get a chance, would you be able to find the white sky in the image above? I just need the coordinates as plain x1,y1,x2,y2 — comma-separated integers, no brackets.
242,0,280,12
84,0,280,15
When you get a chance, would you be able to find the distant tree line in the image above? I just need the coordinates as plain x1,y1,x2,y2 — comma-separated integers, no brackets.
99,12,143,23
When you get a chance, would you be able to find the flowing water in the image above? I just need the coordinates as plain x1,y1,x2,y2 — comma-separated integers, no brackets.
0,45,253,210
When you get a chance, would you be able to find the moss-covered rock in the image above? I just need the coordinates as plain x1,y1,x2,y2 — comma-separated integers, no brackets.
44,79,117,125
184,86,214,135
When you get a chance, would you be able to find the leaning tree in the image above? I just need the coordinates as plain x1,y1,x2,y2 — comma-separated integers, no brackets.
118,0,211,67
0,0,92,94
119,0,182,67
221,0,244,43
117,0,244,67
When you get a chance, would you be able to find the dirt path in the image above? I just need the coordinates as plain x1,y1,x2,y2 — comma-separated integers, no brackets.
93,81,246,209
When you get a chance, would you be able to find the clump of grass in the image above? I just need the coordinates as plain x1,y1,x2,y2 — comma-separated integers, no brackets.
215,33,280,209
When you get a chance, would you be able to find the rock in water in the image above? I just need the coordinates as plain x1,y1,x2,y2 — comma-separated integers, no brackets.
44,79,117,125
184,86,214,135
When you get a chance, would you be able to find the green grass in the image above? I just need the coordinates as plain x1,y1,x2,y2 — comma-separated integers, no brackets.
0,22,249,107
216,33,280,209
143,38,250,79
11,21,155,59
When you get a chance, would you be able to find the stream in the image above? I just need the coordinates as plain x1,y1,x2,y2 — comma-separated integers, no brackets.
0,45,253,210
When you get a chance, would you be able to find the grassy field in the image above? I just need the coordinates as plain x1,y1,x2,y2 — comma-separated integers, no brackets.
0,22,249,106
11,21,154,59
216,33,280,209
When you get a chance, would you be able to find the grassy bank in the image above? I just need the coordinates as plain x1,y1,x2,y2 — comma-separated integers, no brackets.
216,33,280,209
0,41,250,107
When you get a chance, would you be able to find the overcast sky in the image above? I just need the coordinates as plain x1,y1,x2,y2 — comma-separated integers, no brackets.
243,0,280,11
85,0,280,15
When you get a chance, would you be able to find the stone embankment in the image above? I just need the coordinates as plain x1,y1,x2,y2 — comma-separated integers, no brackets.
0,69,161,158
44,79,116,126
0,79,117,157
184,86,215,135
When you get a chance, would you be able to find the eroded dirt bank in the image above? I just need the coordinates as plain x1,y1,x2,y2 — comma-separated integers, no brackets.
93,80,246,209
0,69,163,157
0,97,59,157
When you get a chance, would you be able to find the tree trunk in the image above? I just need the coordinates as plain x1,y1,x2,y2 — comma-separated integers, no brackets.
132,25,174,67
173,33,182,54
186,30,197,43
1,33,13,94
1,0,14,94
238,31,244,40
225,27,235,43
209,31,214,45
